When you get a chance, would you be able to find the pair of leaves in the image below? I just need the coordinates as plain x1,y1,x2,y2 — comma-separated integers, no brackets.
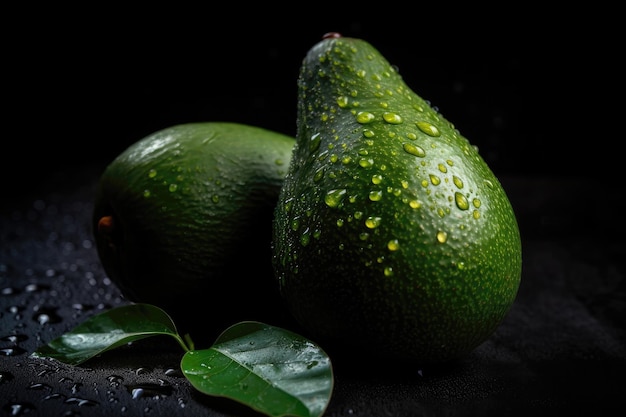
31,303,333,417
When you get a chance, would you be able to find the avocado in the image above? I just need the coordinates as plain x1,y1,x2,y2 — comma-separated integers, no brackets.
93,122,295,343
271,33,522,364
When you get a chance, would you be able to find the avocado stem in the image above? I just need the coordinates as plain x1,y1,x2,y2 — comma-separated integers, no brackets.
97,215,117,248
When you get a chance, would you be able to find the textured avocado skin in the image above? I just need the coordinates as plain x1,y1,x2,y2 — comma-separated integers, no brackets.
272,35,522,364
93,122,295,343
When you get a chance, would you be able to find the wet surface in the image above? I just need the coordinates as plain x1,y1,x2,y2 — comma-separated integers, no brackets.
2,165,624,417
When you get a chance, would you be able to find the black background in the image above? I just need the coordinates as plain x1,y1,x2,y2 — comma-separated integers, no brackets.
4,7,619,188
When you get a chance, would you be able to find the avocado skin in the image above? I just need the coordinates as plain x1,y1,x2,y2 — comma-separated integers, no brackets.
93,122,296,344
272,36,522,364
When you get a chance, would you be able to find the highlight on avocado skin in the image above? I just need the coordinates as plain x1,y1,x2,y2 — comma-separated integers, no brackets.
93,122,295,343
271,33,522,365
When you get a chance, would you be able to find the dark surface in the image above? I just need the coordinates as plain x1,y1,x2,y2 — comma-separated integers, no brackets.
2,171,625,417
3,9,624,417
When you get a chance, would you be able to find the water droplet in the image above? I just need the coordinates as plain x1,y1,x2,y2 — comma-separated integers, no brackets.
457,262,466,270
325,189,347,208
356,112,376,124
64,397,99,407
382,112,403,124
168,184,178,192
1,346,27,356
384,267,394,277
409,200,421,209
148,169,157,178
453,176,464,189
127,382,173,400
359,232,369,240
387,239,400,251
403,143,426,157
3,402,35,416
472,198,481,208
473,210,481,219
369,190,383,201
300,229,311,246
371,174,383,184
309,133,321,151
143,189,151,197
211,195,219,203
363,129,375,138
455,192,469,210
436,231,448,243
337,96,349,108
313,167,324,182
364,216,381,229
416,121,441,137
484,179,494,188
437,163,447,173
32,306,61,325
359,158,374,168
429,174,441,186
406,132,417,140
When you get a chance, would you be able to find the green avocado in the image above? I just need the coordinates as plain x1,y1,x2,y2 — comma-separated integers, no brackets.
272,33,522,364
93,122,295,343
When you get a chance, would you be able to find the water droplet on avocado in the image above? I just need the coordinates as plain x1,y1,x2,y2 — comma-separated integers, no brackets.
356,112,376,124
371,174,383,184
314,167,325,182
429,174,441,186
455,192,469,210
325,189,347,208
383,112,403,124
369,190,383,201
148,169,157,178
300,229,311,246
337,96,349,108
403,143,426,157
416,121,441,137
453,176,464,189
310,133,321,151
387,239,400,251
436,231,448,243
363,129,375,138
168,184,178,192
365,216,382,228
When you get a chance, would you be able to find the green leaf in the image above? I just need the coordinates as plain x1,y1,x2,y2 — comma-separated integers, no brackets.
31,303,187,365
181,321,334,417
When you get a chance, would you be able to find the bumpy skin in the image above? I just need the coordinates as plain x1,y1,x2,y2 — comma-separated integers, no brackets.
272,35,522,364
93,122,295,343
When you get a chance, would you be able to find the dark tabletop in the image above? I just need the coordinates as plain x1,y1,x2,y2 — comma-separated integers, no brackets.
2,9,624,417
2,167,624,417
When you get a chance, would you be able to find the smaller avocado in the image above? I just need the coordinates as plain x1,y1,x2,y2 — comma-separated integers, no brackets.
93,122,295,343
